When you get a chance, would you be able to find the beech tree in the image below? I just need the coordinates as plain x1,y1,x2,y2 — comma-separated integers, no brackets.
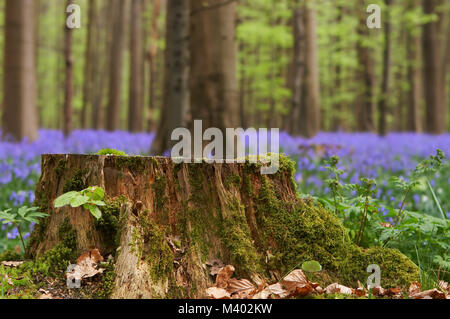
152,0,190,155
2,0,39,142
189,0,239,135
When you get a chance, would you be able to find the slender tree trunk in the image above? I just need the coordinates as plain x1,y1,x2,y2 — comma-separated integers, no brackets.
81,0,96,129
331,3,344,132
422,0,445,134
63,0,74,137
2,0,39,142
406,0,423,132
189,0,239,134
356,9,376,132
378,0,392,136
152,0,190,155
128,0,143,132
106,0,127,131
147,0,161,132
291,4,305,136
91,0,108,130
303,0,321,137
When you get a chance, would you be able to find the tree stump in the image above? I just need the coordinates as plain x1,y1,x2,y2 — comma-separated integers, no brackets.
27,154,419,298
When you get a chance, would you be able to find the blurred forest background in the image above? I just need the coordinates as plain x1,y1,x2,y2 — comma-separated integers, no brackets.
0,0,449,152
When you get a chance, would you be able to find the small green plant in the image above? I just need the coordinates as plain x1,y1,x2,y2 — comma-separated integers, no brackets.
324,155,344,216
0,206,48,252
54,186,106,220
301,260,322,273
97,148,127,156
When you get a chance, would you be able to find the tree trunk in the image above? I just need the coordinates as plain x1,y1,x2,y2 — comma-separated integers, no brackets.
406,0,423,132
64,0,74,137
27,154,419,298
106,0,127,131
2,0,39,142
378,0,392,136
422,0,445,134
189,0,239,134
152,0,189,155
356,8,376,132
128,0,144,132
303,0,321,137
290,5,306,136
147,0,161,132
81,0,96,129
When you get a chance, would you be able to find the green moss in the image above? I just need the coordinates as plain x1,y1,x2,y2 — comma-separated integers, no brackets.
96,198,123,250
152,175,167,211
0,262,39,299
116,156,146,173
94,263,116,299
97,148,127,156
139,213,174,280
0,250,23,262
220,198,263,276
63,168,88,192
253,174,419,288
225,173,241,189
54,160,66,178
58,218,77,251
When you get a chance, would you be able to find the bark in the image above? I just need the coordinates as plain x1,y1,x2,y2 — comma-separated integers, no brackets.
189,0,239,134
152,0,189,155
64,0,74,137
128,0,144,132
406,0,423,132
378,0,392,136
356,9,376,132
81,0,96,129
290,5,306,136
106,0,127,131
302,0,321,137
422,0,445,134
331,3,344,132
2,0,39,142
28,154,420,298
147,0,161,132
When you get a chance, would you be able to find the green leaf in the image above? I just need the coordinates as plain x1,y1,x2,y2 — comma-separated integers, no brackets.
90,200,106,207
54,191,78,208
70,195,90,208
301,260,322,272
17,206,28,217
86,205,102,220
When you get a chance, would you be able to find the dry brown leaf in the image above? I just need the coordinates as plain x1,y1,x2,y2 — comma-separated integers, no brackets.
324,283,353,295
1,261,24,267
408,281,421,296
265,283,290,299
228,278,256,299
205,287,231,299
67,249,105,283
206,259,226,276
315,286,324,294
411,288,446,299
215,265,235,289
437,281,449,294
281,269,311,297
371,286,385,296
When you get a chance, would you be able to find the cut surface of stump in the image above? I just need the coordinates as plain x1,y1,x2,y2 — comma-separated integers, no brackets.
27,154,419,298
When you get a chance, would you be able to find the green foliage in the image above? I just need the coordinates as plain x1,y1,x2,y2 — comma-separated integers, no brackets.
97,148,128,156
54,186,106,219
301,260,322,273
0,206,48,252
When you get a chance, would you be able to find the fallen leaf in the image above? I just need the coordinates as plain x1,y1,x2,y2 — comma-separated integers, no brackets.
67,249,105,284
215,265,235,289
205,287,231,299
206,259,226,276
411,288,446,299
371,286,385,296
228,278,256,298
324,283,353,295
1,261,24,267
264,283,290,299
408,281,421,296
281,269,308,291
437,281,449,294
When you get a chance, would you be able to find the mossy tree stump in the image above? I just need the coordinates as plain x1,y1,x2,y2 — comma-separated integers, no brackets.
27,154,419,298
